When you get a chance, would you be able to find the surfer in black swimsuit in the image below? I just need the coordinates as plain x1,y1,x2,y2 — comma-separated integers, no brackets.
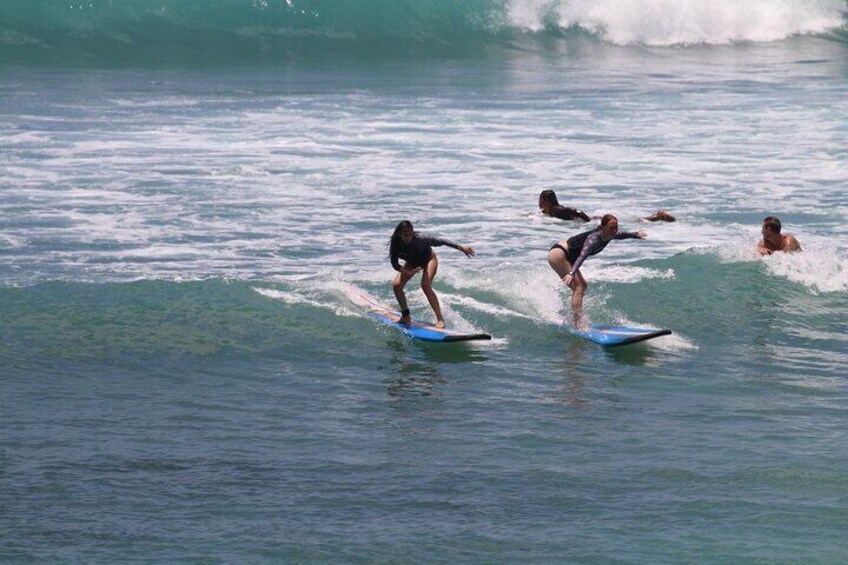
388,220,476,327
539,190,591,222
547,214,646,327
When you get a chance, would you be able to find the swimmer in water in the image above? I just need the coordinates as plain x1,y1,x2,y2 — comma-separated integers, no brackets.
547,214,646,327
388,220,476,328
757,216,801,255
641,209,676,222
538,190,591,222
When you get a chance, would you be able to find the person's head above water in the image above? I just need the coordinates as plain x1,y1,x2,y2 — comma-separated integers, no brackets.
391,219,415,245
600,214,619,237
538,190,559,212
762,216,782,235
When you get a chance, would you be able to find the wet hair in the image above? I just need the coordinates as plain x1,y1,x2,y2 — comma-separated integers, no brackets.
388,220,414,257
763,216,782,234
600,214,618,227
539,190,559,207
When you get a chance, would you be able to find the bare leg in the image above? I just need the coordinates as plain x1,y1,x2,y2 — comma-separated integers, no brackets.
548,246,587,327
570,272,588,328
420,254,444,328
392,268,415,325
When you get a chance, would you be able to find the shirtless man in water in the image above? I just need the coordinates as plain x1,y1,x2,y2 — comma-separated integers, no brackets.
757,216,802,255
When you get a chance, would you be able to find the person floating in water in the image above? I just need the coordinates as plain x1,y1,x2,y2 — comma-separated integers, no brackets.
538,190,591,222
641,209,676,222
547,214,646,327
388,220,476,328
757,216,801,255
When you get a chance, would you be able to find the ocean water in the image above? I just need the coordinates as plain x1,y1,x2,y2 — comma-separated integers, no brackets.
2,1,848,562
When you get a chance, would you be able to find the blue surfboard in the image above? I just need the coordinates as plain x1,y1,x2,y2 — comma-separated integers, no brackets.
562,323,671,347
369,307,491,343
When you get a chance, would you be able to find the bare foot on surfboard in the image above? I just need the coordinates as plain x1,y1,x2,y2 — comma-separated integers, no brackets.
435,320,446,329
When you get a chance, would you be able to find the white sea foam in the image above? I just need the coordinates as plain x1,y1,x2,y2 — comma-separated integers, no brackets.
593,266,675,284
439,293,537,321
253,286,360,317
0,235,26,249
763,247,848,294
508,0,847,45
2,46,846,288
444,264,567,321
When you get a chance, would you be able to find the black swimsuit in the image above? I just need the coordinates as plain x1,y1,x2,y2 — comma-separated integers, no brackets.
550,228,640,275
549,205,590,222
390,234,460,272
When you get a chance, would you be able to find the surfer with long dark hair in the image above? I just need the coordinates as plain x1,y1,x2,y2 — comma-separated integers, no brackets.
538,190,591,222
388,220,475,327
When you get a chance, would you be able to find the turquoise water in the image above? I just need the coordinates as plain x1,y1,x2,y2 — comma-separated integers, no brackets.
3,2,848,562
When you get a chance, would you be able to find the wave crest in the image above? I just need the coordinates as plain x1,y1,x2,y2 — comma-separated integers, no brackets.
1,0,846,63
508,0,847,46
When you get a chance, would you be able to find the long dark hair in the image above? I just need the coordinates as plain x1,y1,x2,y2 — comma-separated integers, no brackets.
388,219,414,257
539,190,559,207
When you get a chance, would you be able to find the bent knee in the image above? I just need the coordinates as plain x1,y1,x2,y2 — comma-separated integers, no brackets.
570,279,587,292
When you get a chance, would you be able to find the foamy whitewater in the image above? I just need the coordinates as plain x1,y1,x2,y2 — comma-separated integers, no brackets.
2,1,848,563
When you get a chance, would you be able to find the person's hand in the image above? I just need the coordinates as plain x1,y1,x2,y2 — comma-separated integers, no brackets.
563,274,573,286
460,245,476,257
637,231,647,239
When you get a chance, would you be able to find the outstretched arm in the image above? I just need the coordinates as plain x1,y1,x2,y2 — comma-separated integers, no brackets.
615,231,646,240
423,235,475,257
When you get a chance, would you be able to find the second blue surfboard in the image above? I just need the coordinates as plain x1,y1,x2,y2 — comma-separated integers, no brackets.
562,323,671,347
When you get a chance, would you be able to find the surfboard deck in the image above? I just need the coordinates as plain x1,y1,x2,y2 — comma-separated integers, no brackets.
562,323,671,347
368,308,491,343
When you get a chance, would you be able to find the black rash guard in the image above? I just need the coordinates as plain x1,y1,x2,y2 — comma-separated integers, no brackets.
390,234,461,272
549,205,591,222
566,228,640,276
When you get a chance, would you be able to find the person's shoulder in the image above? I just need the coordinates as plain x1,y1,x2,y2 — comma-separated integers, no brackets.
785,234,802,250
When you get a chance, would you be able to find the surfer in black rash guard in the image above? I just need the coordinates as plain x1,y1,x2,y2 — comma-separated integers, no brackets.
388,220,476,328
547,214,646,327
538,190,591,222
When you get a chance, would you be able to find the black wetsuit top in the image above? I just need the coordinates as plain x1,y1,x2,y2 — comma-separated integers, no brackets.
549,205,591,222
566,228,640,276
390,234,460,271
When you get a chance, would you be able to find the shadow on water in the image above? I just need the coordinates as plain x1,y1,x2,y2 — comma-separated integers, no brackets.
550,339,590,406
380,337,488,410
382,335,490,364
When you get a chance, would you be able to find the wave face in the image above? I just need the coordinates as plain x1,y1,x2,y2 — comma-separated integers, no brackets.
1,0,846,63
